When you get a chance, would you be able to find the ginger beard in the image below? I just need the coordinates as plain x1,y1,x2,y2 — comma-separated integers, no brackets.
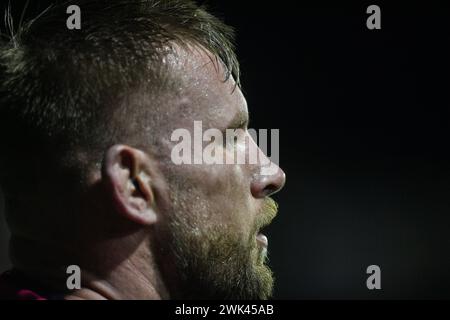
163,181,278,300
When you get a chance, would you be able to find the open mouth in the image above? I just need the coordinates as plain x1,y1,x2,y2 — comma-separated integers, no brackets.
255,233,269,264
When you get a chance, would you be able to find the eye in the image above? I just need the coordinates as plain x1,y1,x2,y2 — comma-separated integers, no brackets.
223,129,241,148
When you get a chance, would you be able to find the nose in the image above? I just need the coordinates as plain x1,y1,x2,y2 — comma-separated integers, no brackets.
251,166,286,198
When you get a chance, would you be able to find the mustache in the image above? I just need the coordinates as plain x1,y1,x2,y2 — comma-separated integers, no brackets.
254,197,279,233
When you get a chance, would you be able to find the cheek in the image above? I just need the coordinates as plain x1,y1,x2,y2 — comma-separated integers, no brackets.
200,165,253,235
169,163,253,230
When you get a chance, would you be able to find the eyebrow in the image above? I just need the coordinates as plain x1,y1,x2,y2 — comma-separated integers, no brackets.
228,108,249,129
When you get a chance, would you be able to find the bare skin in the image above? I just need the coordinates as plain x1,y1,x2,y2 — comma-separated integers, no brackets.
9,45,286,300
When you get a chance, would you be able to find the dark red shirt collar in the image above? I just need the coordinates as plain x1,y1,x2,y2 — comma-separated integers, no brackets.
0,270,50,300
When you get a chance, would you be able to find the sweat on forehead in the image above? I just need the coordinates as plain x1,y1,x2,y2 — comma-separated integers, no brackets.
166,43,238,91
142,43,244,133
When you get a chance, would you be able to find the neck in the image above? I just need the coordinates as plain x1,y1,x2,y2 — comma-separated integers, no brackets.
64,259,165,300
10,235,170,300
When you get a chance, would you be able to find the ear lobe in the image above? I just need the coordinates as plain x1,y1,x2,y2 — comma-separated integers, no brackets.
102,145,157,226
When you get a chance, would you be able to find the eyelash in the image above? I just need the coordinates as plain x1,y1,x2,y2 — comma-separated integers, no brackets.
222,129,241,147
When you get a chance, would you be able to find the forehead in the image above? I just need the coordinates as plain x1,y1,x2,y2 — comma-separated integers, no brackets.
167,45,247,126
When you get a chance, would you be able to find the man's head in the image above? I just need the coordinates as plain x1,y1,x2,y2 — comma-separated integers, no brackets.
0,0,285,299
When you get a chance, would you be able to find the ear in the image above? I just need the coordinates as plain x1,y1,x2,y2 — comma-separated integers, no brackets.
102,145,157,226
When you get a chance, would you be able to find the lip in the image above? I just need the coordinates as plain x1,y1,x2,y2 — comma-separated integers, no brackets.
256,233,269,248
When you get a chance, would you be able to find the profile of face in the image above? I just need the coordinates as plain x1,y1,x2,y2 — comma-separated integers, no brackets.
102,47,286,300
0,1,285,301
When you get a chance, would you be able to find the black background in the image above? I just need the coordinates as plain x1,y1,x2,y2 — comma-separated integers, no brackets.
1,0,450,299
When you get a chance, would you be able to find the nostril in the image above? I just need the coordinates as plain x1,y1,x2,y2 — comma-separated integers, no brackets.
251,170,286,198
263,184,279,197
266,170,286,196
